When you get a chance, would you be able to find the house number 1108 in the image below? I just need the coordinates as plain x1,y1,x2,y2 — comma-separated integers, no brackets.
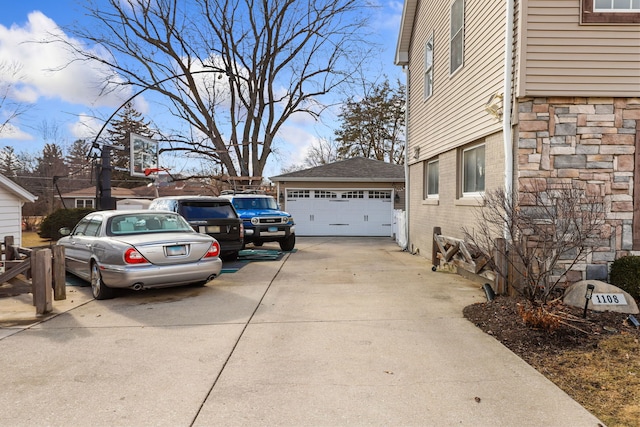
591,293,627,306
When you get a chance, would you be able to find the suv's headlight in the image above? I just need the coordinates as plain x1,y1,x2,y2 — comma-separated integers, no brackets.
251,217,259,225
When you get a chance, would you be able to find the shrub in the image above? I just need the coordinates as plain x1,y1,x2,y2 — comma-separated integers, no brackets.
38,208,95,240
609,256,640,301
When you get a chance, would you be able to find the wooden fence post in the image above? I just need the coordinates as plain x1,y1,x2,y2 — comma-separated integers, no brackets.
53,245,66,301
432,227,442,268
4,235,15,260
32,249,53,314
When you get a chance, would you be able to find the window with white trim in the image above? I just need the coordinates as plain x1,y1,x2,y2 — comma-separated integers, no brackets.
462,144,485,196
594,0,640,11
582,0,640,22
76,199,94,208
369,191,391,199
287,190,310,198
315,190,337,198
450,0,465,74
342,191,364,199
424,36,434,99
425,159,439,198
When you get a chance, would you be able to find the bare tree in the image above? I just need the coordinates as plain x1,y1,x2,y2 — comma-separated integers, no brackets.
67,0,373,184
305,138,340,167
0,62,29,136
463,182,608,304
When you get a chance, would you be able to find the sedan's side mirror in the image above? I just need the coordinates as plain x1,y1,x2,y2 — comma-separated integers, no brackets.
59,227,71,236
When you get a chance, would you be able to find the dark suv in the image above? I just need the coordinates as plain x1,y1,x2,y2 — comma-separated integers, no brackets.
148,196,244,261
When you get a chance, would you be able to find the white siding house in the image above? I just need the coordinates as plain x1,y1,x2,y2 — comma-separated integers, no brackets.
0,174,37,248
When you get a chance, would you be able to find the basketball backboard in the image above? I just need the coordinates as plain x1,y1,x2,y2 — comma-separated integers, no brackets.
130,133,158,177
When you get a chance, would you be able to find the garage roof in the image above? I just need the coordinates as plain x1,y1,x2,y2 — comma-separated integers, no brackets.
270,157,405,183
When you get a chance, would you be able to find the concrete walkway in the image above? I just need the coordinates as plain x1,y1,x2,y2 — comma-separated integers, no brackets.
0,237,602,426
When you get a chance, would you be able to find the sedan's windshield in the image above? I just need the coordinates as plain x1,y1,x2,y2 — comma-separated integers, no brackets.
108,213,193,235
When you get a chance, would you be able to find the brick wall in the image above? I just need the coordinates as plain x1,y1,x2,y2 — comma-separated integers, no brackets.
517,97,640,283
408,132,505,257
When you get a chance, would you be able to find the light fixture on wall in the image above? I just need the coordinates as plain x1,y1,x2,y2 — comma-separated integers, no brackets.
413,146,420,159
484,92,504,120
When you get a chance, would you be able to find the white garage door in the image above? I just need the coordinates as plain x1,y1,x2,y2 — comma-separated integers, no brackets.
286,189,393,236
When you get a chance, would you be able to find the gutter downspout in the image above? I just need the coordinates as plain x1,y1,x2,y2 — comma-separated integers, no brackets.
403,65,410,251
503,0,515,217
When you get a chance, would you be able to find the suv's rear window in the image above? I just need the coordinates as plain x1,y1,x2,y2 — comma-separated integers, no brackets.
179,202,237,219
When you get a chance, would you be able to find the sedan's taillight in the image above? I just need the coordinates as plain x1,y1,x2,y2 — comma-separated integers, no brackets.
204,241,220,258
124,248,149,264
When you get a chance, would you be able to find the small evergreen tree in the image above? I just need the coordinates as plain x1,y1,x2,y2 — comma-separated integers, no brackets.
64,139,94,191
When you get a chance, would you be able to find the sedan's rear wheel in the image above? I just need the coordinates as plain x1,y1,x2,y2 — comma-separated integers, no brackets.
91,262,114,300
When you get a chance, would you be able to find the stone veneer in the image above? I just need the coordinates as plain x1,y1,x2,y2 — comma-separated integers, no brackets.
517,97,640,284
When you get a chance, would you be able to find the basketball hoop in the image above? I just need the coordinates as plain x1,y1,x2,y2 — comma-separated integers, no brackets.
144,167,165,176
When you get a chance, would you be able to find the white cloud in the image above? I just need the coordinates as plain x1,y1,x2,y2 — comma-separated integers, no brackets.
0,11,131,109
0,122,33,140
69,113,102,140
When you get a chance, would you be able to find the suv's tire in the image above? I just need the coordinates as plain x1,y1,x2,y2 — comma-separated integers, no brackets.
279,234,295,251
222,251,239,262
253,240,264,247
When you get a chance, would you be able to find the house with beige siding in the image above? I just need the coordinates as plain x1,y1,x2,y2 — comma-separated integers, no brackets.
396,0,640,283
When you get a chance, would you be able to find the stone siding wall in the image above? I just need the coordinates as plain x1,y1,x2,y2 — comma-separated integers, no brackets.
517,97,640,283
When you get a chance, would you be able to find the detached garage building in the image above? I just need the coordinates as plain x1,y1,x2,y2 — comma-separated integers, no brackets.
270,157,405,237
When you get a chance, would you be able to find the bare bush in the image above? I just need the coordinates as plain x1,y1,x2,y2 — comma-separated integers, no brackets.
463,182,607,303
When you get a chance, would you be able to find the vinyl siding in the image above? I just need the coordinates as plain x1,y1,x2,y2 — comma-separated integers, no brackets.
519,0,640,97
0,186,24,247
406,0,505,163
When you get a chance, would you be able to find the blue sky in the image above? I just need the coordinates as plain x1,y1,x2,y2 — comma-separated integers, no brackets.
0,0,404,176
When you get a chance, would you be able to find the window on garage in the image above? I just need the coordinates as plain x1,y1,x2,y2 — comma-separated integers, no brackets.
369,191,391,199
342,191,364,199
288,190,310,198
315,190,338,198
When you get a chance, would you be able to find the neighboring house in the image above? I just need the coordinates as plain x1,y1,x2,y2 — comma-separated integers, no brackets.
58,179,221,209
58,187,139,209
270,157,405,237
395,1,640,281
0,173,37,248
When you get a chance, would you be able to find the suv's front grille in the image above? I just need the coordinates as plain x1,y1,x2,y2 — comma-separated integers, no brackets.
257,217,286,225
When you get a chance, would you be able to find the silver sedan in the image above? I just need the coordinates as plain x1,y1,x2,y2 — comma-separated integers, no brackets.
57,210,222,299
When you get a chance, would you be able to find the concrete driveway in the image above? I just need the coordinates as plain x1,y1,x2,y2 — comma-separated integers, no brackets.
0,237,602,426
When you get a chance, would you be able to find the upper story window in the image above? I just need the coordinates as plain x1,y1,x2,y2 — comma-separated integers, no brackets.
425,159,439,198
582,0,640,23
462,144,485,196
595,0,640,11
424,36,434,99
450,0,465,74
